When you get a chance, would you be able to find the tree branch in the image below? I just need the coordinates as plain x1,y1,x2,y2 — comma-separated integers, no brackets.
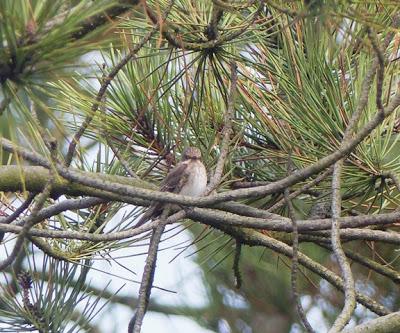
0,144,57,271
285,183,314,332
329,160,356,333
144,1,263,51
268,167,332,212
342,311,400,333
215,226,391,316
129,209,171,333
206,61,237,193
65,2,169,166
0,193,36,242
2,85,400,209
318,243,400,284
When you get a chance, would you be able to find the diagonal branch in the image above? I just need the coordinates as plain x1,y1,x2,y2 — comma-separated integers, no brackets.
206,61,237,193
107,139,139,179
0,193,36,243
342,311,400,333
268,167,333,212
317,243,400,284
214,226,390,316
65,1,175,166
285,182,314,332
0,193,36,226
128,209,172,333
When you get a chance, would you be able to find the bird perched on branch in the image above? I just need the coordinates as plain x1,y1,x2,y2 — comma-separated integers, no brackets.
134,147,207,227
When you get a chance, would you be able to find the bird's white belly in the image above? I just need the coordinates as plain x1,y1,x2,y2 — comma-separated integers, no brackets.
180,163,207,196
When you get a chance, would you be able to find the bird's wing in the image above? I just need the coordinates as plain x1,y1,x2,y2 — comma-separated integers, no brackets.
134,162,189,228
160,162,189,193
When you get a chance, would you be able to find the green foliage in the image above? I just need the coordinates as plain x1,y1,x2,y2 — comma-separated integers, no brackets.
0,251,113,332
53,0,400,215
1,0,400,332
0,0,130,155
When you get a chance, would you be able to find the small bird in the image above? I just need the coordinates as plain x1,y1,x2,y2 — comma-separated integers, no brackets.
134,147,207,227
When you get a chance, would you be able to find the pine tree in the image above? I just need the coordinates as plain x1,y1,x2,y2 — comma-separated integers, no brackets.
1,1,399,332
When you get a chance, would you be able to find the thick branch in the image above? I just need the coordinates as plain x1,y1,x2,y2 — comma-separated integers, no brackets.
342,311,400,333
3,165,400,237
0,165,151,203
2,85,400,210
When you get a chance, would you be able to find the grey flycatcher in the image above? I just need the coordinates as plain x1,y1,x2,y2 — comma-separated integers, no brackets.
134,147,207,227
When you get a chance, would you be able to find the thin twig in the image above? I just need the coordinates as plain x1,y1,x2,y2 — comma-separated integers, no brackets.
1,193,36,226
306,228,400,245
367,28,385,114
128,208,174,333
285,156,314,333
7,197,106,227
0,193,36,243
318,243,400,284
30,101,60,162
206,61,237,194
100,64,139,180
64,1,174,166
268,167,333,212
232,239,242,289
108,139,139,179
329,161,356,333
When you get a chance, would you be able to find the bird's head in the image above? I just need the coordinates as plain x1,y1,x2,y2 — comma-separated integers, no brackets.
182,147,202,160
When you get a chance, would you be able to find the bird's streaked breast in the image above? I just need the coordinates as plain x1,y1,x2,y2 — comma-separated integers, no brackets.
180,161,207,196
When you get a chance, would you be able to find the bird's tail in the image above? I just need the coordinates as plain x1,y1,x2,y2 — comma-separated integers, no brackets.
134,204,161,228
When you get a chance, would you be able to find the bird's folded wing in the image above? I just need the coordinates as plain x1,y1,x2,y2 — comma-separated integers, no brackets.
134,162,189,228
160,162,189,193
